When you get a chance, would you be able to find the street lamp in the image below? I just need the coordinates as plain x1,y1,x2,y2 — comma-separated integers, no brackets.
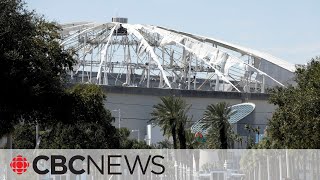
131,129,140,142
112,109,121,129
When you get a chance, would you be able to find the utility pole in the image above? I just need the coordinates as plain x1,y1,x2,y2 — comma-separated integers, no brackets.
112,109,121,128
118,109,121,129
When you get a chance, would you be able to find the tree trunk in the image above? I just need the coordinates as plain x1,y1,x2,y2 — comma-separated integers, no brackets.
7,133,13,149
178,123,187,149
172,126,178,149
220,122,228,149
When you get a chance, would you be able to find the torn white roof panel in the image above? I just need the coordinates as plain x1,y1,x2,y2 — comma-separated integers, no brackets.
158,26,296,72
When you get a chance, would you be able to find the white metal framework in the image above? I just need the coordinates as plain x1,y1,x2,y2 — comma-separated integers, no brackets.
59,20,295,93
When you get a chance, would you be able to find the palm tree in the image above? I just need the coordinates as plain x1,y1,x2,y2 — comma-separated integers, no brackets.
202,102,234,149
150,96,190,149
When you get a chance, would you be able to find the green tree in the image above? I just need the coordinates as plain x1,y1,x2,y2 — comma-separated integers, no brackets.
244,124,259,149
0,0,74,137
150,96,190,149
13,84,120,149
12,124,36,149
12,84,152,149
42,84,120,149
185,130,203,149
260,57,320,148
117,128,151,149
154,139,173,149
202,102,234,149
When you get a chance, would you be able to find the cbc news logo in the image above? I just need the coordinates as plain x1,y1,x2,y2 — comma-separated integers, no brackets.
7,154,165,176
10,155,30,175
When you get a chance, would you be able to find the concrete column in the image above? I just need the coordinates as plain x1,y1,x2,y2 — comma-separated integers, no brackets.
261,75,265,93
188,60,192,90
125,40,132,86
215,75,220,91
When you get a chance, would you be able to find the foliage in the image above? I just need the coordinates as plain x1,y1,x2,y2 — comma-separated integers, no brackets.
185,130,203,149
244,124,260,149
63,84,113,124
259,57,320,148
254,137,272,149
12,124,35,149
150,96,190,149
0,0,74,136
153,139,173,149
13,125,151,149
117,128,151,149
13,84,120,149
44,84,119,148
202,102,235,149
0,0,150,149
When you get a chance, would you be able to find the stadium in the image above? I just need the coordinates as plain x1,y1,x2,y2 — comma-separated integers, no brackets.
60,18,296,146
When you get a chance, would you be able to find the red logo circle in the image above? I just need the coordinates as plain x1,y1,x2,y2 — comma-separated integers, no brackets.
10,155,30,175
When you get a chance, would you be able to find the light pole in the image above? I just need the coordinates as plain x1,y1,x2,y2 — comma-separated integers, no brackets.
112,109,121,180
35,123,41,180
131,129,140,142
112,109,121,129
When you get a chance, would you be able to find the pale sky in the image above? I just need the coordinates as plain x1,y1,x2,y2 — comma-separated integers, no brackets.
27,0,320,64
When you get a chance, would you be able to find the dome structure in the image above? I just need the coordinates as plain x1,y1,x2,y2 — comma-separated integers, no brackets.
190,102,256,135
59,20,295,93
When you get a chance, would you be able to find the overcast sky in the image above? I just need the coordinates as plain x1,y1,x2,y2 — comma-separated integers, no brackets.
27,0,320,64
